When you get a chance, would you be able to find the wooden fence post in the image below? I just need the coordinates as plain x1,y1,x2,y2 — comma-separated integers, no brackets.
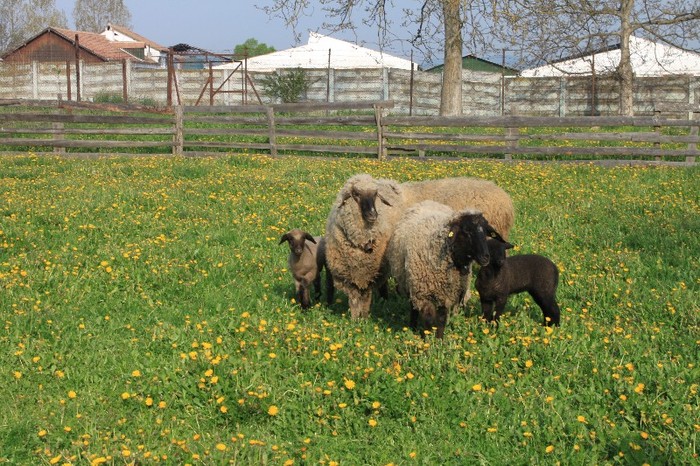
266,106,278,157
53,122,65,154
689,111,698,164
653,110,662,162
504,126,518,160
374,104,385,160
173,105,184,156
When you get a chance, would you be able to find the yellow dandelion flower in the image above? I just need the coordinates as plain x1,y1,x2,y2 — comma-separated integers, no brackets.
472,384,482,392
268,405,279,416
368,419,378,427
577,415,587,423
344,379,356,390
68,390,77,399
145,397,154,407
216,443,227,451
131,370,141,377
120,392,130,400
372,401,381,409
49,455,61,464
634,383,645,394
545,445,555,453
38,429,47,437
525,360,533,368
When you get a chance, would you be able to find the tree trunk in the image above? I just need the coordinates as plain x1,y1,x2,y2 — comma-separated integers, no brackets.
617,0,635,116
440,0,463,116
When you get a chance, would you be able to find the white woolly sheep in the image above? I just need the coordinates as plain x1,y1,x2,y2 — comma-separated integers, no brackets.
384,200,497,339
475,237,561,327
323,174,404,318
324,174,515,319
279,229,331,309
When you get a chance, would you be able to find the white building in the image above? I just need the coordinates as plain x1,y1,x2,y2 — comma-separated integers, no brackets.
217,32,416,71
521,36,700,77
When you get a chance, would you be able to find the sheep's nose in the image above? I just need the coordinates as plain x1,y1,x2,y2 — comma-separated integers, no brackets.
478,254,490,266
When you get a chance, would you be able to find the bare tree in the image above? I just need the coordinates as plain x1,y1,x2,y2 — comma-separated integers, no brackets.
73,0,132,32
0,0,67,54
501,0,700,115
262,0,501,116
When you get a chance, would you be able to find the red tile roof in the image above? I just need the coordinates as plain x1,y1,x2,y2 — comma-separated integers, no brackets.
52,27,145,61
108,24,167,51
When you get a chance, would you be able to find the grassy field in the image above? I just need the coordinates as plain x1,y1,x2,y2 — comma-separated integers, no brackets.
0,154,698,465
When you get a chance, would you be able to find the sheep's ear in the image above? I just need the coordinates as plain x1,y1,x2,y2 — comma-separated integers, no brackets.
305,233,317,244
504,242,515,250
279,233,290,245
340,191,352,206
377,192,392,207
486,225,506,243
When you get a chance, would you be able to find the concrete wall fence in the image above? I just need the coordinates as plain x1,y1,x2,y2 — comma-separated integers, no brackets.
1,60,698,117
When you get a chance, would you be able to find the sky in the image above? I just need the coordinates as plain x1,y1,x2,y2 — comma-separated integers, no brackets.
52,0,417,60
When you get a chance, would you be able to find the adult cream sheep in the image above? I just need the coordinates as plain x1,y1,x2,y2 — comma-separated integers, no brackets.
324,174,403,318
384,200,497,339
475,237,561,327
400,177,514,240
279,229,331,309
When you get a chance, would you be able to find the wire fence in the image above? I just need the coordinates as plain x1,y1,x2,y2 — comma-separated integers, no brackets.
1,58,699,117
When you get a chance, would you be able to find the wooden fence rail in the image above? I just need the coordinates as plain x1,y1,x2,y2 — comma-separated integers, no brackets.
0,99,697,163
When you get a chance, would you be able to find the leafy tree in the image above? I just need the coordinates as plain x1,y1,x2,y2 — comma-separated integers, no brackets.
499,0,700,115
233,38,276,59
73,0,132,32
260,68,310,103
0,0,67,54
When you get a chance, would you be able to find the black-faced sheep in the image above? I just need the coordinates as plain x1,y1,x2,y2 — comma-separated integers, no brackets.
475,238,561,327
384,200,497,339
324,174,403,318
279,229,331,309
324,174,515,319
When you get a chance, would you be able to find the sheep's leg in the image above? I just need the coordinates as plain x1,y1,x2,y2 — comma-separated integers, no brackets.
460,264,473,307
410,305,419,331
480,299,498,322
313,273,322,301
325,269,335,306
377,281,389,300
419,303,447,339
530,291,561,326
493,296,508,322
298,286,311,309
348,288,372,319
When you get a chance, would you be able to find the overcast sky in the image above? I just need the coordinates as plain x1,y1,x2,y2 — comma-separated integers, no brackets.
52,0,415,60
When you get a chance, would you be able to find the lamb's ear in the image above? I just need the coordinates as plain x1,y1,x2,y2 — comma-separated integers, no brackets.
279,233,290,245
304,232,317,244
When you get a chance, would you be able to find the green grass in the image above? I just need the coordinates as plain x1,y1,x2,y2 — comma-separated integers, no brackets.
0,154,698,465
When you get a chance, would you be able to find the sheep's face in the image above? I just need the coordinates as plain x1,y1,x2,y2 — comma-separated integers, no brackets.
447,212,494,268
343,185,392,225
279,229,316,257
486,237,514,269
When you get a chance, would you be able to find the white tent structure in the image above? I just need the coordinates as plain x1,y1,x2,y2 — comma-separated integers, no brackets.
521,36,700,77
216,32,415,71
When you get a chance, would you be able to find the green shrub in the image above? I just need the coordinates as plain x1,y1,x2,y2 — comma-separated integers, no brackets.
260,68,310,103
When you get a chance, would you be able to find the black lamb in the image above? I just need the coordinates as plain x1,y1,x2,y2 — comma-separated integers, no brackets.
475,238,561,327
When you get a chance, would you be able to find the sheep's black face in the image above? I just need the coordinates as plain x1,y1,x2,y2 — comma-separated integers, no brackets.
448,213,491,268
486,237,514,269
353,188,380,224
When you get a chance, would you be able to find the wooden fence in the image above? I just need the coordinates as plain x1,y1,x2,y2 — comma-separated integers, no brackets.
0,99,697,163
